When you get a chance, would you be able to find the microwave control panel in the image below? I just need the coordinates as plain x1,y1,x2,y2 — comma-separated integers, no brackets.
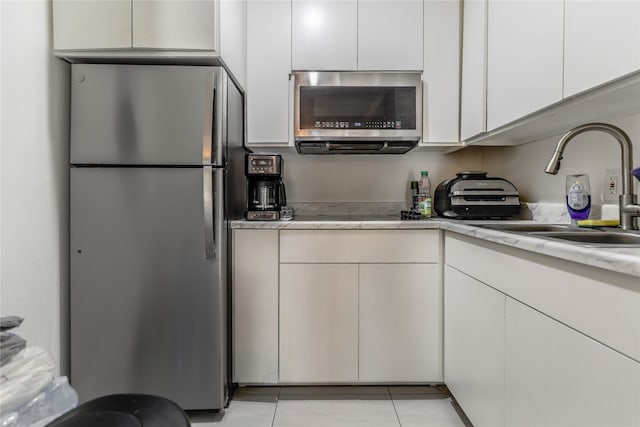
313,120,403,129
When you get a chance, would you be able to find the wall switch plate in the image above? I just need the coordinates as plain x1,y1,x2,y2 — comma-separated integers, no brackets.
604,169,620,201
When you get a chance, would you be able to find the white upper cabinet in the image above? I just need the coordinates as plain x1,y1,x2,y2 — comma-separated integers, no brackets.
463,0,640,145
292,0,358,70
292,0,423,71
460,0,487,141
358,0,424,71
247,0,291,144
423,0,460,143
132,1,215,49
564,0,640,97
52,0,131,50
486,0,564,130
53,0,247,87
54,0,217,51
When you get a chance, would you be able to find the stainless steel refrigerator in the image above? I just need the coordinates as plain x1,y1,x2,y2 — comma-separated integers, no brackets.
69,64,245,410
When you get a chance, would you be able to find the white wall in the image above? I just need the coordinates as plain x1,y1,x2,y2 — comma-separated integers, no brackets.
0,0,69,374
277,111,640,208
482,113,640,204
280,148,485,203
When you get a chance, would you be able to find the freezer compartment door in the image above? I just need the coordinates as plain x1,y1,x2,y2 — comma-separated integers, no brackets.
70,64,226,166
70,167,226,410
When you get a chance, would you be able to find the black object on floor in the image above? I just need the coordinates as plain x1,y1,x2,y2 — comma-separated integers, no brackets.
45,394,191,427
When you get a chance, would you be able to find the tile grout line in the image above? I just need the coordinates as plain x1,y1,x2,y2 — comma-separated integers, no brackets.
270,387,282,427
388,386,404,427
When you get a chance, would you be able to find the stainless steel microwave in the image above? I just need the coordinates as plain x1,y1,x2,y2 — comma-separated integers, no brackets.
293,71,422,154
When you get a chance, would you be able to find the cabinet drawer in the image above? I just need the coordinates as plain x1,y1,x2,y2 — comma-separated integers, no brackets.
445,233,640,362
280,230,440,263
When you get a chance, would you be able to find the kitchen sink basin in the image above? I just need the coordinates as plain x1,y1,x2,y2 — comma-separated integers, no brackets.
476,223,640,247
476,223,598,233
535,231,640,247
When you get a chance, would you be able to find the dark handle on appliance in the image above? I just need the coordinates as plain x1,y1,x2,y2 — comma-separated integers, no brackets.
203,166,215,259
280,182,287,207
202,74,217,165
328,142,386,151
450,190,519,196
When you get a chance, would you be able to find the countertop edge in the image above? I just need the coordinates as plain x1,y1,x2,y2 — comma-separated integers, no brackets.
230,219,640,278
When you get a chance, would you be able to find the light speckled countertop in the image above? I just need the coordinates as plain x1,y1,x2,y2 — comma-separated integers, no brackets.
230,217,640,278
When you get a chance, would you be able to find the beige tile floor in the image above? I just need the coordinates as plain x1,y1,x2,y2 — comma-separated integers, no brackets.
190,386,472,427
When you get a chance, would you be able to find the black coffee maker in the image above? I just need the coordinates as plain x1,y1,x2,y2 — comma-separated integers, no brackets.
245,154,287,220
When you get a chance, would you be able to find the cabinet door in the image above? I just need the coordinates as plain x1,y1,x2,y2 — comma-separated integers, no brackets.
444,266,505,427
247,0,291,144
279,264,358,382
423,0,461,142
53,0,131,50
132,0,216,50
359,264,442,382
280,230,440,264
357,0,423,71
292,0,358,70
460,0,487,141
486,0,563,129
232,230,279,383
564,0,640,97
505,298,640,427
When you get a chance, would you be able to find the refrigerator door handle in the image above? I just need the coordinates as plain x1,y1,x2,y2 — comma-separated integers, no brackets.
203,166,215,259
203,74,217,165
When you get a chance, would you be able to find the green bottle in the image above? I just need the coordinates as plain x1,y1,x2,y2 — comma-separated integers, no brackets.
418,171,432,217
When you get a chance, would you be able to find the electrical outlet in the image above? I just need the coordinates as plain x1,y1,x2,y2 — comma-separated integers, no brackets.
604,169,620,201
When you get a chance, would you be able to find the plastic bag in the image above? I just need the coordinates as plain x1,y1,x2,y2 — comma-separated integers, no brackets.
0,317,24,332
0,376,78,427
0,333,27,366
0,346,55,413
0,316,26,366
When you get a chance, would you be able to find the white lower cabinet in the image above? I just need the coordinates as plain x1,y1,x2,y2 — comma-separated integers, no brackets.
445,233,640,427
505,299,640,427
444,265,505,427
233,228,443,384
279,263,359,383
279,229,442,383
359,264,442,382
232,230,279,383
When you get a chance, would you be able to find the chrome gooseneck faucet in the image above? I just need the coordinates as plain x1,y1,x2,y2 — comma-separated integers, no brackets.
544,123,639,230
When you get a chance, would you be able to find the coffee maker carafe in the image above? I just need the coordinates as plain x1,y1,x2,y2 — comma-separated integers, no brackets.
245,154,287,220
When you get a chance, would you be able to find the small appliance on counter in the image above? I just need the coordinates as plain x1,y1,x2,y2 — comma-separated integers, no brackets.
434,171,521,219
245,154,289,220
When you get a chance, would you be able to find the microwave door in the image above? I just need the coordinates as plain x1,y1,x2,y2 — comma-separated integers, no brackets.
293,71,422,142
